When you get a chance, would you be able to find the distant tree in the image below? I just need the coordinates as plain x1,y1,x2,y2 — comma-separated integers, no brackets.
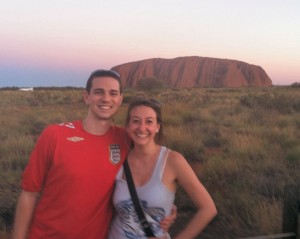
136,77,167,90
291,82,300,88
0,86,19,91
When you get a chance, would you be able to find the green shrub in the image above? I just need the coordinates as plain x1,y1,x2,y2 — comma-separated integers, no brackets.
286,145,300,162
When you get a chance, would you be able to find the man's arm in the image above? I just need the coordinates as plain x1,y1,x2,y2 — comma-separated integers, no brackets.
12,190,39,239
160,205,177,232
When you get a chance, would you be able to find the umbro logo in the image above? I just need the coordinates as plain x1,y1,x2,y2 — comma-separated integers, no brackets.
67,137,85,142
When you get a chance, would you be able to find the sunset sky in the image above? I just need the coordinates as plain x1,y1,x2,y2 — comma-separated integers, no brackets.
1,0,299,87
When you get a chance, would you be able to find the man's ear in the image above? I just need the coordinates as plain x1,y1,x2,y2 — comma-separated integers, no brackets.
82,91,89,104
125,124,130,133
118,93,124,106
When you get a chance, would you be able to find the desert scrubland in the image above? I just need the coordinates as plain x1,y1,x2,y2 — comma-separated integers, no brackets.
0,86,299,238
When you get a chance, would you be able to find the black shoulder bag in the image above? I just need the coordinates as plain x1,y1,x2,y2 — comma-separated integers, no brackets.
123,158,155,237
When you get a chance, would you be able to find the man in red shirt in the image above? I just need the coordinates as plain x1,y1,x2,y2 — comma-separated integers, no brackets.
11,70,151,238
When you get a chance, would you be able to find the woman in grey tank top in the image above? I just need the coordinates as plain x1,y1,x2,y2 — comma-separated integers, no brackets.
109,95,217,239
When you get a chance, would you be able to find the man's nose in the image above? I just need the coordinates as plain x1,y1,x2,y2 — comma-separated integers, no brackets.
101,92,110,101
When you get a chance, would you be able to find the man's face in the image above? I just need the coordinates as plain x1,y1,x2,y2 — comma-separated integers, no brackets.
84,76,123,120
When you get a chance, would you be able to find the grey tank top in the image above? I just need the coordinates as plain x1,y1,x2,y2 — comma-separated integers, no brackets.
108,146,175,239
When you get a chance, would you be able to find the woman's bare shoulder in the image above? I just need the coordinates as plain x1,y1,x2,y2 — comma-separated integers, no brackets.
166,149,187,166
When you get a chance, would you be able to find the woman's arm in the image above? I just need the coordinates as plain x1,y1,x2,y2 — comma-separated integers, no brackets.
169,152,217,239
12,190,39,239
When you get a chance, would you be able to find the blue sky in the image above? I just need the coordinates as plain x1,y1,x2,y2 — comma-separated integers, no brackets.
1,0,300,87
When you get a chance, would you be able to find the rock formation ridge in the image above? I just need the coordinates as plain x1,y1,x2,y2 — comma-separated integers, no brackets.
111,56,272,88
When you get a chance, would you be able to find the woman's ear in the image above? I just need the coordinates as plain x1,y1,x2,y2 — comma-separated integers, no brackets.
156,124,161,133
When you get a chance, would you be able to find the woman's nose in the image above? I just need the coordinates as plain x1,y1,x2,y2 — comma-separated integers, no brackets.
137,122,146,130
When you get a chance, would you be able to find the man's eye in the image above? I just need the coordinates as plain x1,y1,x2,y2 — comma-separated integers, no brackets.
110,91,119,96
94,91,103,95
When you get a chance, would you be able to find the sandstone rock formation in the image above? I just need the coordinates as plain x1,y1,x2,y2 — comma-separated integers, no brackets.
111,56,272,88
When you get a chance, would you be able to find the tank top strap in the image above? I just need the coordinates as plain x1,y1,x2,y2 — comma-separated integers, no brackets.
159,148,171,179
150,146,171,180
159,146,171,179
149,146,164,181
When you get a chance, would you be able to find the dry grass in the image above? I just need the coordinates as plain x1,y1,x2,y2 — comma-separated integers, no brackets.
0,86,299,238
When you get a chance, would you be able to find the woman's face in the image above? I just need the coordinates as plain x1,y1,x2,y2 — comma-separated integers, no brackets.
126,105,160,146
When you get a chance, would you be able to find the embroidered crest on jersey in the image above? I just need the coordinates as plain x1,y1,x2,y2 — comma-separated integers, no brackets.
109,144,121,165
67,136,85,142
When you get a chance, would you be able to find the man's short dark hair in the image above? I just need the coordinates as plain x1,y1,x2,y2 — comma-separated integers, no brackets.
86,69,123,93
